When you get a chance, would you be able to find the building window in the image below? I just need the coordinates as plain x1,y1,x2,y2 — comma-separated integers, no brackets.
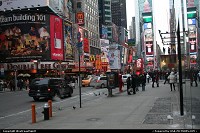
77,2,81,8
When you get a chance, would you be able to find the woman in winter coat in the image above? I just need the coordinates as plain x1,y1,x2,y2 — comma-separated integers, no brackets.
168,72,176,91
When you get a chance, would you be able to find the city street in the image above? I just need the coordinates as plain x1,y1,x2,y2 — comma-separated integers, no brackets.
1,80,200,129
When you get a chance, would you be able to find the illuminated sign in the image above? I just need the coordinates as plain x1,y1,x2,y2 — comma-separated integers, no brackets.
76,12,84,25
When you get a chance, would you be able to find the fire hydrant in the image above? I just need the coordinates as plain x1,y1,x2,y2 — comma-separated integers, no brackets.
42,103,49,120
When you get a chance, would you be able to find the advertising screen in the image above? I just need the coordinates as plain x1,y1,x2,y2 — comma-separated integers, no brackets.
50,15,64,60
145,42,154,55
0,12,51,62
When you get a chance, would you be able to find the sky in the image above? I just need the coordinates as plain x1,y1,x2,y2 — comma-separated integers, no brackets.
126,0,170,46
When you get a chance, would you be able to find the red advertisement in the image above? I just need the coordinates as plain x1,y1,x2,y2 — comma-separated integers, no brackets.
50,15,64,60
189,38,197,53
76,12,84,25
83,38,89,53
145,42,154,55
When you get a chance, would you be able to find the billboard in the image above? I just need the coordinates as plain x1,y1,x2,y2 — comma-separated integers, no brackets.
64,21,73,60
189,38,197,53
144,29,153,42
108,49,121,69
76,12,84,25
0,12,51,61
50,15,64,60
0,13,64,62
145,42,154,55
188,25,196,38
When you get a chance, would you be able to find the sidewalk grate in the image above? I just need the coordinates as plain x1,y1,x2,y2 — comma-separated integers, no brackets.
143,114,169,124
143,97,172,124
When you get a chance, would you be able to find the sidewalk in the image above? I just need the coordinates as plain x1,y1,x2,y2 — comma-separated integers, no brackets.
6,80,200,129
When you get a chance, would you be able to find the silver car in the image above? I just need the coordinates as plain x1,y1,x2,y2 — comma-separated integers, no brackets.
90,76,107,88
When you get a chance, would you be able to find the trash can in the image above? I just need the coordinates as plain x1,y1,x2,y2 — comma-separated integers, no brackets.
43,103,49,120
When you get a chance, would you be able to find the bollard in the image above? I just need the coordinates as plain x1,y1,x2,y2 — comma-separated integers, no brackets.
31,104,36,123
48,100,52,117
42,103,49,120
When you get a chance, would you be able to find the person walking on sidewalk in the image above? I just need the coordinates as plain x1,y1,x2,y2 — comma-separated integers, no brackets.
168,72,176,91
146,73,151,83
131,73,137,94
164,72,169,84
126,76,131,95
118,72,124,92
198,71,200,82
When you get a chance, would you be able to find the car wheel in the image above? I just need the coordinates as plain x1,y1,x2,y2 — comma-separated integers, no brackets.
33,97,39,101
68,88,73,97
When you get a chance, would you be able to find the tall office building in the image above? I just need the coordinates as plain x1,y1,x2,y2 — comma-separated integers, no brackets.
98,0,112,40
111,0,127,29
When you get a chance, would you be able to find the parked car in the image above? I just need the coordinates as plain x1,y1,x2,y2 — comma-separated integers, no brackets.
122,74,131,84
90,76,107,88
82,77,92,87
28,77,73,101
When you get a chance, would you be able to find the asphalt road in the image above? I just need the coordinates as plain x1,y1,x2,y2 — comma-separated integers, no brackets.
0,86,108,129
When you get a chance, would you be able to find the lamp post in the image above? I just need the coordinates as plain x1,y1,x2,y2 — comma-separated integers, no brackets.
77,31,82,108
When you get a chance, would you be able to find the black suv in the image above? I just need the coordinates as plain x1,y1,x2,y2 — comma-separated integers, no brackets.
28,77,73,101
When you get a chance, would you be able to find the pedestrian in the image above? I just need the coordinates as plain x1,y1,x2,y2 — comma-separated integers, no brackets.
118,72,124,92
193,72,198,87
168,72,176,91
197,71,200,82
164,72,169,84
146,73,151,83
126,77,131,95
131,73,136,94
140,74,146,91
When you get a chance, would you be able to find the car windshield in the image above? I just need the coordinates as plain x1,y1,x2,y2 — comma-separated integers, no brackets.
49,79,63,85
83,77,90,80
31,78,49,85
122,75,127,78
91,76,98,81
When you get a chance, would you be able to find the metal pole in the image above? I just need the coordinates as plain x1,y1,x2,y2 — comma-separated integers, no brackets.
78,47,82,108
14,69,17,91
177,20,184,116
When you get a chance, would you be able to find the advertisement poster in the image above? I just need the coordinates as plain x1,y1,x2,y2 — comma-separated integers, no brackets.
189,38,197,53
144,29,153,42
50,15,64,60
108,49,121,70
188,25,196,38
145,42,154,55
190,54,197,64
64,21,73,60
146,56,154,66
0,12,51,62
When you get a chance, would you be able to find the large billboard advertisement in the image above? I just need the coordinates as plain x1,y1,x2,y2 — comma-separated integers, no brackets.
0,13,64,62
108,49,121,70
50,15,64,60
0,12,51,62
64,21,73,60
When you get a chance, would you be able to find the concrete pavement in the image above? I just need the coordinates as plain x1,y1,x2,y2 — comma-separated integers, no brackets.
5,80,200,129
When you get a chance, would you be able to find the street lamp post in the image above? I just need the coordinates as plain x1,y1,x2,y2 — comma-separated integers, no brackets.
77,31,82,108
